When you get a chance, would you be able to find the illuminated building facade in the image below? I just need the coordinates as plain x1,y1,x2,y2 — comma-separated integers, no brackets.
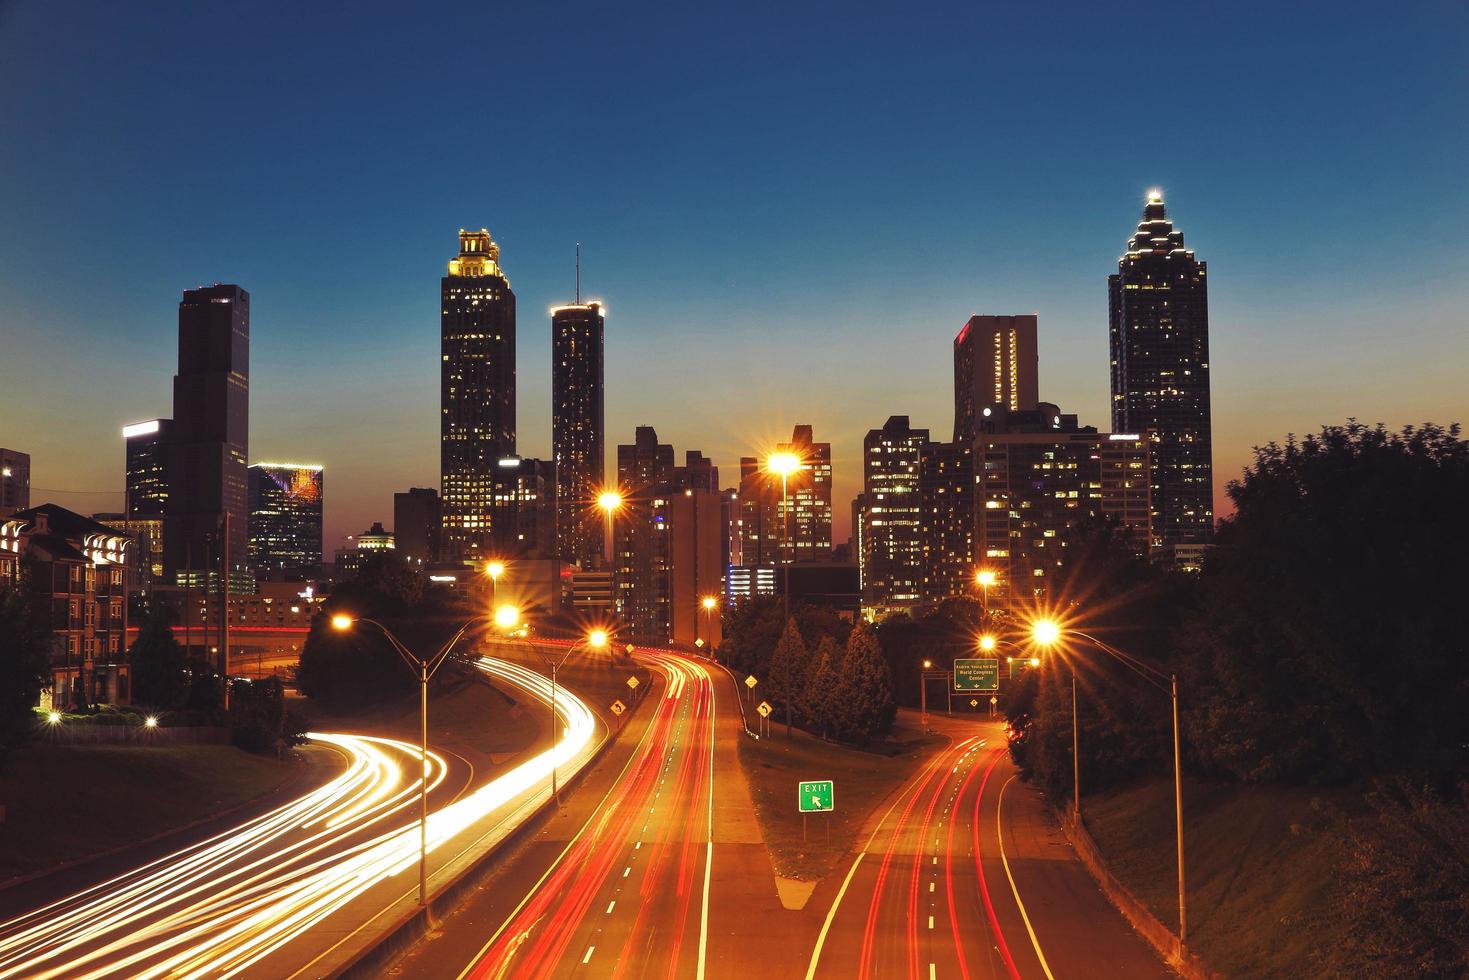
551,302,605,569
9,504,131,707
334,522,394,580
953,315,1039,443
1109,192,1213,545
858,416,929,613
247,463,324,577
736,424,833,566
442,229,516,561
918,440,974,601
490,456,557,559
974,406,1152,609
1,448,30,517
123,419,171,580
165,284,249,583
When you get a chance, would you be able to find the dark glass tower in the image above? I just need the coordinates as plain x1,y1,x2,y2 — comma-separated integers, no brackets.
247,463,323,576
953,314,1039,444
441,229,516,561
1109,191,1213,545
124,418,173,518
551,301,605,568
165,284,249,580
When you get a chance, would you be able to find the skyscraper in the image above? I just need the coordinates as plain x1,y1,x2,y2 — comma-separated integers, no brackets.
247,463,324,577
736,424,833,566
122,419,173,582
1109,191,1213,545
442,229,516,561
918,439,974,602
165,284,249,582
953,315,1039,443
858,416,929,613
551,301,605,568
490,456,557,559
393,487,441,564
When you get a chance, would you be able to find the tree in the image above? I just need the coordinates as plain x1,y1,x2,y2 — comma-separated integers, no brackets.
0,584,50,760
128,608,189,710
229,677,306,755
843,621,895,739
768,617,808,736
1179,422,1469,785
716,596,784,680
803,636,844,739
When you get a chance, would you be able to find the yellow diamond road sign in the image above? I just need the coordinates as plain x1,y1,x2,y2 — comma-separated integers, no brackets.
757,701,772,718
745,675,758,689
626,676,639,690
611,700,625,716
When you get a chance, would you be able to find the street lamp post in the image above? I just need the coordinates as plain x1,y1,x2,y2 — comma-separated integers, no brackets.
766,452,802,624
699,595,718,654
1030,618,1189,952
485,560,505,610
330,613,479,907
540,625,608,806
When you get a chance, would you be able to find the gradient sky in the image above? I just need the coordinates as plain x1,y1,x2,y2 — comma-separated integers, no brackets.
2,1,1466,555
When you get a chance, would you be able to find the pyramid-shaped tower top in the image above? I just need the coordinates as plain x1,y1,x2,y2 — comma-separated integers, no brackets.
1124,190,1192,259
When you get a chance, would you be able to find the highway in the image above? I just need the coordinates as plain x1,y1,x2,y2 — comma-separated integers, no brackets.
0,656,601,979
806,717,1174,980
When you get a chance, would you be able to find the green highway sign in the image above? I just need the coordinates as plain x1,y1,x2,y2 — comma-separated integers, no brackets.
953,658,999,692
798,779,834,813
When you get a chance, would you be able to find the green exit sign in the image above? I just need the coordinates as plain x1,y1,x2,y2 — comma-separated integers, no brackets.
798,779,834,813
953,658,999,692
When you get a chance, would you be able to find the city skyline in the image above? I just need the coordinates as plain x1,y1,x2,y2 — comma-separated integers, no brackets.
3,3,1465,553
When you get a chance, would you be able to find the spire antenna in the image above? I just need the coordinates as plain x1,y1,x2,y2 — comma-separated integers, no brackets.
575,242,581,303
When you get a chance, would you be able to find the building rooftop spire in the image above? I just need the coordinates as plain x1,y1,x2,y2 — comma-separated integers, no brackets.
448,228,506,280
1124,190,1190,258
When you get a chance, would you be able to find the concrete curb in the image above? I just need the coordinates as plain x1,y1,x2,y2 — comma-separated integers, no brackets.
330,668,662,979
1059,813,1218,980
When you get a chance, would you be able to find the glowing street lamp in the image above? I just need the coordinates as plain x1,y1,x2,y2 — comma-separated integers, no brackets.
328,611,479,906
494,604,521,631
144,715,159,729
540,626,612,806
978,634,998,652
485,560,505,580
597,489,624,572
1031,618,1062,647
765,451,804,622
46,711,61,725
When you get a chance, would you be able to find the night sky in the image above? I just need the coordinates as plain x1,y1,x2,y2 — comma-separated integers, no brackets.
2,1,1466,554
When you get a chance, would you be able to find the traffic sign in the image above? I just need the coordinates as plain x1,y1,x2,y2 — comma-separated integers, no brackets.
626,643,635,654
969,698,979,708
745,675,758,689
798,779,834,813
757,701,772,718
990,696,998,706
611,700,625,716
626,676,640,690
953,658,999,692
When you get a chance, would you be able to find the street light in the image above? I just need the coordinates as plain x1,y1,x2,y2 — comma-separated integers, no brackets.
597,489,623,570
978,634,998,652
539,627,608,806
330,612,480,906
1032,620,1190,953
698,594,719,653
765,451,803,622
494,604,520,631
485,560,505,610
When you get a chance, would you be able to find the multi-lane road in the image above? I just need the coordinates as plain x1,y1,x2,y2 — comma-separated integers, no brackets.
805,717,1172,980
0,646,1175,979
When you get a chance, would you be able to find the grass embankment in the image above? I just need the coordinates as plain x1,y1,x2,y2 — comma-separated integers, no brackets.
0,744,295,881
739,725,942,881
1085,779,1361,978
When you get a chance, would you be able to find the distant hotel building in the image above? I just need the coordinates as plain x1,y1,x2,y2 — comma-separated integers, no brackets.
393,487,441,564
551,301,605,569
974,405,1152,609
165,284,250,585
442,229,516,562
335,522,394,580
857,416,928,614
247,463,323,577
918,439,974,601
1109,192,1213,546
954,315,1039,443
0,448,30,517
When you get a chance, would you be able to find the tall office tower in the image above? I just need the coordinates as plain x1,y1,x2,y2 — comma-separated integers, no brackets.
165,284,249,582
122,419,173,581
0,449,31,517
247,463,324,577
1109,191,1213,546
616,425,675,493
551,301,605,568
859,416,929,614
953,315,1039,444
612,426,675,637
736,457,778,568
612,471,723,645
974,405,1152,610
918,440,974,601
442,229,517,561
393,488,441,564
490,456,557,559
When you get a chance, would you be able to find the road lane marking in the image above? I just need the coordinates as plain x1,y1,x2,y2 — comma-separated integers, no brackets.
606,901,616,914
928,915,934,929
803,852,866,980
623,866,631,877
582,945,595,964
997,776,1057,980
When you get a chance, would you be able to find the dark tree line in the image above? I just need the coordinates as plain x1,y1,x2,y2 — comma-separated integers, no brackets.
0,576,50,763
